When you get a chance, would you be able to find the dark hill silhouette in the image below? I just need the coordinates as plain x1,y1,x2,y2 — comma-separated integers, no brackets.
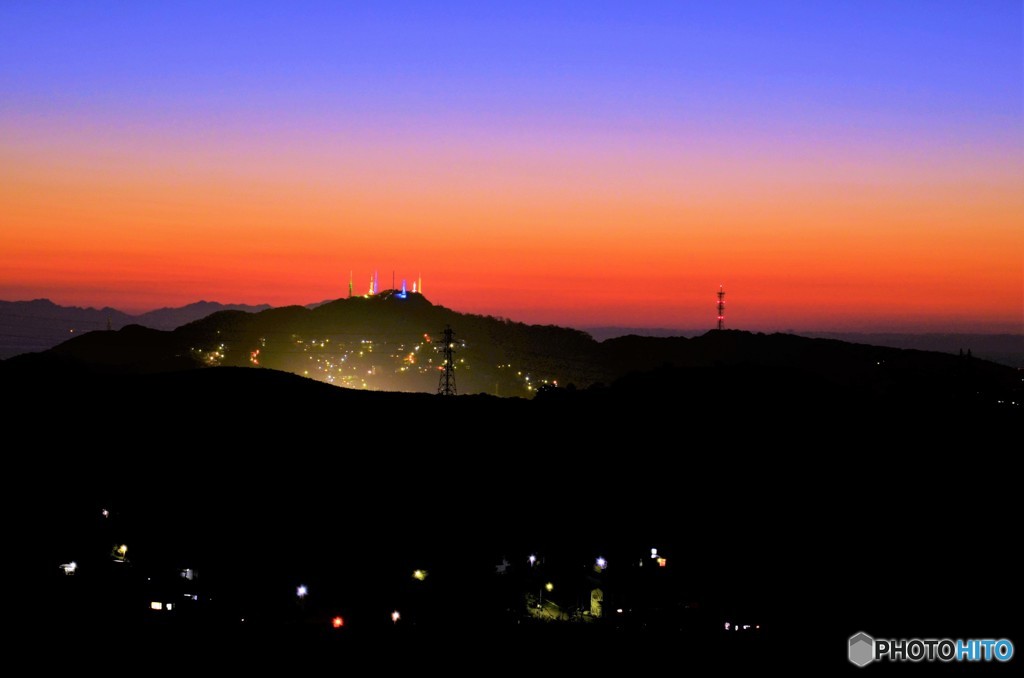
51,324,189,369
8,323,197,374
3,294,1019,411
0,298,270,359
135,300,271,329
585,326,1024,367
805,331,1024,368
166,291,599,394
597,330,1016,404
0,298,132,358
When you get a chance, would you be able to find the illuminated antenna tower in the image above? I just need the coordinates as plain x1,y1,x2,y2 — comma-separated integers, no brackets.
716,285,726,330
348,271,353,298
437,325,457,396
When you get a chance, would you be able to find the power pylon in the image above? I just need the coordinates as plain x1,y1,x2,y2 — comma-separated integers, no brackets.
437,325,457,396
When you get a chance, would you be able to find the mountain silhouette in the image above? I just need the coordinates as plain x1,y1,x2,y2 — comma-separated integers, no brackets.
3,292,1018,414
0,298,271,359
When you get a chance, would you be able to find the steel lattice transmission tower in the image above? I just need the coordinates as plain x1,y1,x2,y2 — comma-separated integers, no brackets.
716,285,726,330
437,325,457,396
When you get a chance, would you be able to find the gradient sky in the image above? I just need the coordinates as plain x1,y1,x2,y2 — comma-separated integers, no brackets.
2,2,1021,331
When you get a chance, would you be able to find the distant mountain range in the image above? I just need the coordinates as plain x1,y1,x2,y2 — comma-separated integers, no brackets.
6,297,1019,370
3,291,1019,414
0,298,271,359
4,297,1021,371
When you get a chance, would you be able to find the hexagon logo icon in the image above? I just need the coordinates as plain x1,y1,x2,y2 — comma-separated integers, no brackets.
849,632,875,667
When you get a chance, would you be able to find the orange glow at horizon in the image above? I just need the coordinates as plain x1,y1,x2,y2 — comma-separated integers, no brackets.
1,118,1021,332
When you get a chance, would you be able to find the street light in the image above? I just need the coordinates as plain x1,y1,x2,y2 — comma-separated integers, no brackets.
296,585,308,599
539,580,554,607
528,554,537,566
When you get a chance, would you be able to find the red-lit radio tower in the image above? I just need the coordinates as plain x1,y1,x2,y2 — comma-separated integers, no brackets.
716,285,726,330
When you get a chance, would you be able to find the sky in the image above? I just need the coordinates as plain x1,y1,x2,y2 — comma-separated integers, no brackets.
1,1,1021,332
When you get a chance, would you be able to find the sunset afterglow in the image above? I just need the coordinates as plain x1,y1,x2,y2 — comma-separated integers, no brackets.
2,3,1020,331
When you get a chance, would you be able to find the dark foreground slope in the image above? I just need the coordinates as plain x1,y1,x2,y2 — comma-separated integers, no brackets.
8,362,1020,670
